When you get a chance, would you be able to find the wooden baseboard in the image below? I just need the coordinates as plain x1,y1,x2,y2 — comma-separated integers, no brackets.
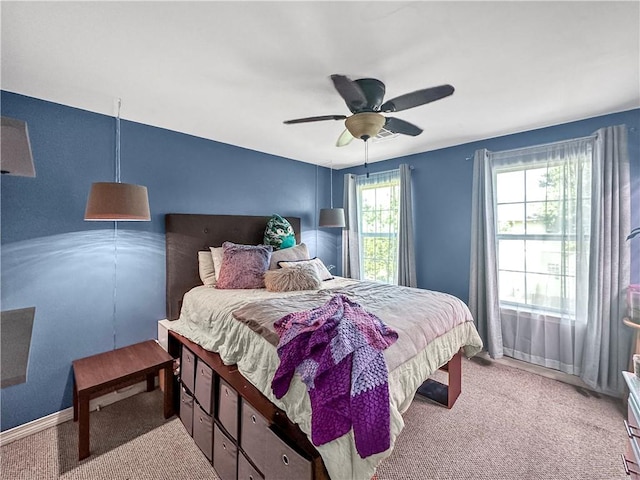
0,379,151,447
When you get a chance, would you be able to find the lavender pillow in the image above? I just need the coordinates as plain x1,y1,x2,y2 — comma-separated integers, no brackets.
216,242,273,289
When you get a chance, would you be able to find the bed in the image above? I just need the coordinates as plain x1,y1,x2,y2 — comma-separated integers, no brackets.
164,213,483,480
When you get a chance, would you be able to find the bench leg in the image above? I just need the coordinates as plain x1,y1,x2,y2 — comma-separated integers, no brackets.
146,373,155,392
78,393,90,460
73,383,78,422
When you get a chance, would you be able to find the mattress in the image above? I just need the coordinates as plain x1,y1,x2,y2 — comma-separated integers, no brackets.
169,277,483,480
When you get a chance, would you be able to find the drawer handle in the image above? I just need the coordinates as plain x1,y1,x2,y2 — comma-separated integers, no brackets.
199,417,203,423
222,442,227,450
251,415,257,424
249,476,254,480
225,389,229,397
625,420,640,439
282,454,289,466
622,453,640,475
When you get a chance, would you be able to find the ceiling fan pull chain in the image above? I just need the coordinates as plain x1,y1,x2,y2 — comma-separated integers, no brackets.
364,140,369,178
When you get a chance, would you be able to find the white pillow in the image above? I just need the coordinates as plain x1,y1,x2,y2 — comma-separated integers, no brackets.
269,243,310,270
198,251,216,287
210,246,224,281
278,257,333,281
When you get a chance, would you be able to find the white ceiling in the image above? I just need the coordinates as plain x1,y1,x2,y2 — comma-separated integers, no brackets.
2,1,639,169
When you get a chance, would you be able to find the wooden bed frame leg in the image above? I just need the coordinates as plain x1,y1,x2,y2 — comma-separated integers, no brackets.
416,350,462,409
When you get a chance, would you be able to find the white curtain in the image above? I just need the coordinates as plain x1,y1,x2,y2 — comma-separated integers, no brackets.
342,173,360,279
469,126,632,394
342,167,416,285
397,164,417,287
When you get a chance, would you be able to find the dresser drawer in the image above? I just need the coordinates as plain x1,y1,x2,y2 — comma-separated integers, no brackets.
218,378,239,440
238,450,264,480
262,427,312,480
195,358,215,414
179,386,194,436
193,403,214,462
214,423,238,480
240,399,269,473
181,346,196,393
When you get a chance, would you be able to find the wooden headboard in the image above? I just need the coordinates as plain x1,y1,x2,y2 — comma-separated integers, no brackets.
165,214,301,320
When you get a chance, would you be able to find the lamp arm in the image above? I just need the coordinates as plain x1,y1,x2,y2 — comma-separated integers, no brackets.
628,227,640,241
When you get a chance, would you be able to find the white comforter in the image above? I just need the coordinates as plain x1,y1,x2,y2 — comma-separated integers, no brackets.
170,277,483,480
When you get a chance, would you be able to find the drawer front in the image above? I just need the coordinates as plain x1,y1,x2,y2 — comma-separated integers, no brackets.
238,450,264,480
181,347,196,393
629,396,640,462
193,403,214,461
218,378,239,440
194,358,214,414
263,427,312,480
240,399,269,473
625,438,640,480
179,386,194,436
214,424,238,480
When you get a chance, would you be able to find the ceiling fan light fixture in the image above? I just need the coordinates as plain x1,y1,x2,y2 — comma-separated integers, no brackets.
345,112,385,141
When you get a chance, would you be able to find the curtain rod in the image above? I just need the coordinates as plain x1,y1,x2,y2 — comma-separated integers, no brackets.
488,134,598,157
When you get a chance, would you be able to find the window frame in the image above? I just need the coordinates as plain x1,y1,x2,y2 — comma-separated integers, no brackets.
356,172,401,285
493,157,589,318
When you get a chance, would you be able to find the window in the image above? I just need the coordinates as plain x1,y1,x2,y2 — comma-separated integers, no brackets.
357,170,400,284
494,145,592,317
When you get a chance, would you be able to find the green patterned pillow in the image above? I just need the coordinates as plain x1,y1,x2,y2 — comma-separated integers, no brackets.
264,214,295,250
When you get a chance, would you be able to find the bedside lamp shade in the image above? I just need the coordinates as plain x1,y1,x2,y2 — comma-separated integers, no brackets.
319,208,345,228
84,182,150,221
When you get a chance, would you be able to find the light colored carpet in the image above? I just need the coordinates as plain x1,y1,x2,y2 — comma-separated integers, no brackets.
1,358,627,479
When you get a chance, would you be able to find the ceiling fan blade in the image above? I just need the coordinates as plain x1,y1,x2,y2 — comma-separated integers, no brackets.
383,117,423,136
331,74,367,113
336,129,354,147
283,115,347,124
380,84,454,112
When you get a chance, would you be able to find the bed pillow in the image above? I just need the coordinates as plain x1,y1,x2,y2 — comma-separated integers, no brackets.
269,242,309,270
216,242,273,289
263,214,296,250
278,257,333,281
264,264,321,292
210,246,224,281
198,251,216,287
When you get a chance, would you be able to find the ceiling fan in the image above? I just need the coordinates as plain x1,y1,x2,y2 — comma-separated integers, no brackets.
283,74,454,147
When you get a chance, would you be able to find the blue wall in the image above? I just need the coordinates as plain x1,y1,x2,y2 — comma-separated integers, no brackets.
2,90,638,432
0,91,336,430
336,109,640,302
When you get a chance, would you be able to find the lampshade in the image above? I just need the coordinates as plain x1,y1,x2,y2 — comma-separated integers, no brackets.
345,112,386,141
1,116,35,177
319,208,345,228
84,182,151,221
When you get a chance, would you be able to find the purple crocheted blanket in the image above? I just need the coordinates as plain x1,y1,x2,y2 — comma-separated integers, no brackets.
271,294,398,458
